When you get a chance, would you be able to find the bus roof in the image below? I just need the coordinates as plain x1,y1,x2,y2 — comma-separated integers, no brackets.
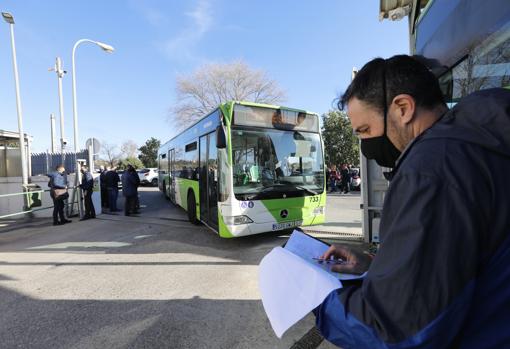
161,101,319,149
230,100,318,116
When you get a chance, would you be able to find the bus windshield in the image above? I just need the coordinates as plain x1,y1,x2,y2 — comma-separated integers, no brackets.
231,127,324,200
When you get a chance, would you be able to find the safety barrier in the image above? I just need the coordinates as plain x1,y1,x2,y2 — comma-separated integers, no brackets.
0,186,79,220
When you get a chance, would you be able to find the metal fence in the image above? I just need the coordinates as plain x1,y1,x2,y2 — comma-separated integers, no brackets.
31,150,89,176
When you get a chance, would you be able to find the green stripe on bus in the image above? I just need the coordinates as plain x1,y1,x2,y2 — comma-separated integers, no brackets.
218,212,234,238
176,178,200,220
260,193,326,224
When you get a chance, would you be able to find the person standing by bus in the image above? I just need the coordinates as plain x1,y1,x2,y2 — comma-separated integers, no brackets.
105,167,120,213
121,164,140,216
47,164,71,226
329,164,340,192
315,55,510,348
79,165,96,220
340,163,350,194
99,165,109,210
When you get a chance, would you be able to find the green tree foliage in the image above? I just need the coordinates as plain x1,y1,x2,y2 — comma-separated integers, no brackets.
138,137,161,168
118,157,144,170
322,110,360,167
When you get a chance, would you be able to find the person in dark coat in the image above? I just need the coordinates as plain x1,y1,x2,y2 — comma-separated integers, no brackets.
121,164,140,216
79,165,96,220
99,165,109,209
104,167,120,212
314,55,510,348
47,164,71,226
339,163,350,194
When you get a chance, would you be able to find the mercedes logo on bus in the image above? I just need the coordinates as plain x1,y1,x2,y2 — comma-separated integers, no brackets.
280,209,289,219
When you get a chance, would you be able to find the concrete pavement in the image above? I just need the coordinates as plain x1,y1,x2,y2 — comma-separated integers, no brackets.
0,187,349,349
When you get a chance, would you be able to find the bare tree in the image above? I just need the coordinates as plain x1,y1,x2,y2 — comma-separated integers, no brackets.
100,141,121,167
120,140,138,158
171,60,286,128
455,37,510,99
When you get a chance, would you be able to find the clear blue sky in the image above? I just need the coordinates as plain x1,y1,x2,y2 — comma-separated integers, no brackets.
0,0,409,153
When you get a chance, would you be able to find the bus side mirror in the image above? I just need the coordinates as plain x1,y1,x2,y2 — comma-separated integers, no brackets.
216,126,227,149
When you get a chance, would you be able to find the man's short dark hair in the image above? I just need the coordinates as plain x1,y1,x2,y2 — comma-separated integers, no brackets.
56,164,64,170
339,55,446,114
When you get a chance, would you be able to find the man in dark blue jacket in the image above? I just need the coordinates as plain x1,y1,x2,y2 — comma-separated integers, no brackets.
105,167,120,212
79,165,95,220
121,165,140,216
315,55,510,348
47,164,71,226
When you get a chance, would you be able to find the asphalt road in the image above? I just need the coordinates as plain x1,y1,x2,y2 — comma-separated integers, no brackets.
0,187,353,349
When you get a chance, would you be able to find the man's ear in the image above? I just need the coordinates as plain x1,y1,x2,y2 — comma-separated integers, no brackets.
391,94,416,125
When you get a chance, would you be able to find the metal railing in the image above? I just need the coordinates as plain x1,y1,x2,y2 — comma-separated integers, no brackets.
0,186,80,220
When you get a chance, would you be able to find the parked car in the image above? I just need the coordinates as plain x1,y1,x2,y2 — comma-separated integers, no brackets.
117,170,125,188
137,168,158,186
349,168,361,191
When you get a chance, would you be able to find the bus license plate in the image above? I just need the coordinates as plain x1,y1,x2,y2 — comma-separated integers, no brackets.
272,220,303,231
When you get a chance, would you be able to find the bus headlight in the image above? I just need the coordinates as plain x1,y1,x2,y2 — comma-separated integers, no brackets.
313,206,325,215
224,215,254,225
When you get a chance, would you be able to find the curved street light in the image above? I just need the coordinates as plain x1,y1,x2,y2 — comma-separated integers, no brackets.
71,39,114,217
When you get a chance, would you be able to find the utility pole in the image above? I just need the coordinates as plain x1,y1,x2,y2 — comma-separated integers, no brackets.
49,57,67,162
50,113,56,153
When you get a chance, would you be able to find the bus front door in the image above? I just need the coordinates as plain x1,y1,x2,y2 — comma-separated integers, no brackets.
199,133,218,231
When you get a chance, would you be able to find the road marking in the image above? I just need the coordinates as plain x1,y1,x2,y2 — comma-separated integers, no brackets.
26,241,132,250
134,235,153,239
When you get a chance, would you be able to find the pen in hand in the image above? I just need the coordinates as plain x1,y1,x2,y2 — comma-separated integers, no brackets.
312,257,352,265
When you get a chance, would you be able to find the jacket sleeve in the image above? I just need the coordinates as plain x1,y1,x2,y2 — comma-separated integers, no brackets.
315,173,482,349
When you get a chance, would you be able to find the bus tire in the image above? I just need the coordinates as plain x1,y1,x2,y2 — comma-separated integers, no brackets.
162,181,170,200
187,191,199,225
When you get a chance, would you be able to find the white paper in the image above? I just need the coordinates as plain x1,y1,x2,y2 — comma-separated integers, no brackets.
285,230,329,260
259,247,342,338
285,230,368,280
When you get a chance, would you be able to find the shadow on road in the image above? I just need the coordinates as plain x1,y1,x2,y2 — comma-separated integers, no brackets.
0,283,316,349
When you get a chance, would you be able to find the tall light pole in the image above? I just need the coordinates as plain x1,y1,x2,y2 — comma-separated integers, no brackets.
49,57,67,159
2,12,28,186
71,39,114,217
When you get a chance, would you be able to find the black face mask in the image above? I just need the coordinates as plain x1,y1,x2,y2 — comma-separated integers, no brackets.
360,62,401,168
361,133,401,168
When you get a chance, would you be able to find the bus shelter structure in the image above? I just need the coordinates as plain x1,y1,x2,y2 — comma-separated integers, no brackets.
0,129,32,178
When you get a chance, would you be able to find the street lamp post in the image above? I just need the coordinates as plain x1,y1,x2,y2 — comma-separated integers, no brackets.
71,39,114,218
2,12,28,187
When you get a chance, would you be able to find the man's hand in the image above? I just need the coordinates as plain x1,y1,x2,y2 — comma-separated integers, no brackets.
320,245,372,275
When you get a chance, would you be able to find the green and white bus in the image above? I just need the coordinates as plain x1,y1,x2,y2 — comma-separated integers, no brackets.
158,101,326,238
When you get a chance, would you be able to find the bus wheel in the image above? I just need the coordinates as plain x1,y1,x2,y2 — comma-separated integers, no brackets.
162,181,170,200
187,191,199,225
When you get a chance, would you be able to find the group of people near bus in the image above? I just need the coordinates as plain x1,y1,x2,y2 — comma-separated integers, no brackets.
47,163,141,225
99,164,140,216
325,163,353,193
